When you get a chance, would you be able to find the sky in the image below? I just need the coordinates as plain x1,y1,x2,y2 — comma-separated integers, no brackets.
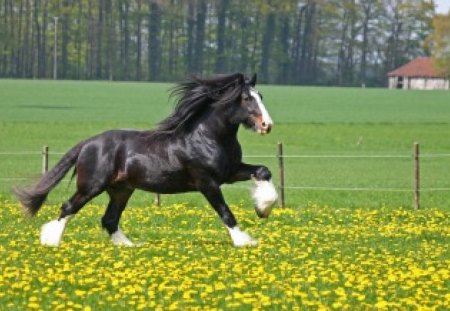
434,0,450,14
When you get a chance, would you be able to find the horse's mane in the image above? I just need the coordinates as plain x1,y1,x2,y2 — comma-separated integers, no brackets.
155,73,246,135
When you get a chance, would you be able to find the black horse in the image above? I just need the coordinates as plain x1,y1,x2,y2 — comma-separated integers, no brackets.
15,73,278,247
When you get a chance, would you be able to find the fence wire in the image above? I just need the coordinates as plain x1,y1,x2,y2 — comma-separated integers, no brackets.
1,150,450,193
244,154,450,159
2,152,450,158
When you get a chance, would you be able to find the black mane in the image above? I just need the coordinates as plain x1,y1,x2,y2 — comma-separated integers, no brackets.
155,73,247,134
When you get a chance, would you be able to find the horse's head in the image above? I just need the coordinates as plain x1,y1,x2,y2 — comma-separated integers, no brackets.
233,74,273,135
167,73,274,136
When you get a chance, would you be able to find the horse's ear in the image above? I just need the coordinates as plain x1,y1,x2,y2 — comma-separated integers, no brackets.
249,73,257,86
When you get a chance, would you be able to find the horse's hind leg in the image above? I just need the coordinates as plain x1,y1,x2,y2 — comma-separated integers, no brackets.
102,188,134,246
40,190,101,247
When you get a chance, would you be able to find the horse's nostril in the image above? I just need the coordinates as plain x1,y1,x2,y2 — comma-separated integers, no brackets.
262,122,267,128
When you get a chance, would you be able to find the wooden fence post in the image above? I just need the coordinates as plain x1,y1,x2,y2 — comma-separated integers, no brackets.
413,142,420,210
277,142,285,208
155,193,161,207
42,145,49,175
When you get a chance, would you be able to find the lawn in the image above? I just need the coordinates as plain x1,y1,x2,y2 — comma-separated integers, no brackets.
1,79,449,208
0,79,449,309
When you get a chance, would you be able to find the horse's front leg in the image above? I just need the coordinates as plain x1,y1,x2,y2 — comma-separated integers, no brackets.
197,177,257,247
229,163,278,218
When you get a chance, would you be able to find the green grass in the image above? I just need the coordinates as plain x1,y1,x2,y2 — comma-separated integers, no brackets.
0,79,449,309
1,79,450,208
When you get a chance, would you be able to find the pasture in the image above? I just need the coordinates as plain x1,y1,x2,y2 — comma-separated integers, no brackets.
1,79,450,208
0,79,449,309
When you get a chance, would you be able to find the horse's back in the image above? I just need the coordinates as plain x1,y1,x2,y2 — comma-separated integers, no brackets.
75,129,193,193
74,129,146,189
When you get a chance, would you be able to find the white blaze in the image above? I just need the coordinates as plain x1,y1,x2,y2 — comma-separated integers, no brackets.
250,88,273,127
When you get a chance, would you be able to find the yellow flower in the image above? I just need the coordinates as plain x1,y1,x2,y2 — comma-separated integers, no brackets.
27,302,40,309
75,289,86,297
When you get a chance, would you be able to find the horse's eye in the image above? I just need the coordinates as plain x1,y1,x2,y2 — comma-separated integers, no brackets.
242,96,250,101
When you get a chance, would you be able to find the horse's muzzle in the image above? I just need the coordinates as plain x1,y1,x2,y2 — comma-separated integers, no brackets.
254,117,273,135
261,122,272,134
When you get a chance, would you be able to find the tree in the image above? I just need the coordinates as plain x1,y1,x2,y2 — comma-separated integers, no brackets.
60,1,71,79
215,0,230,73
193,0,207,75
260,5,276,83
430,13,450,75
148,0,161,80
299,0,317,84
382,0,433,74
359,0,375,84
0,0,437,85
336,0,358,85
135,0,143,80
118,0,130,80
96,0,104,79
105,0,114,80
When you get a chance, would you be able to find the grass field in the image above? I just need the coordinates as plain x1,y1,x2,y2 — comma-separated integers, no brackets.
1,79,450,208
0,79,449,309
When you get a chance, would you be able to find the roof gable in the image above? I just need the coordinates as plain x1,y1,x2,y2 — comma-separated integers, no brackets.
387,57,446,78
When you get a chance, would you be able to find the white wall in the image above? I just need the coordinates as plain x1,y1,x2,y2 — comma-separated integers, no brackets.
388,76,449,90
388,77,397,89
409,78,449,90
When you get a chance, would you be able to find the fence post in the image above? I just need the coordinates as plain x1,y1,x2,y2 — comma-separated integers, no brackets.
413,142,420,210
277,142,285,208
42,145,49,175
155,193,161,207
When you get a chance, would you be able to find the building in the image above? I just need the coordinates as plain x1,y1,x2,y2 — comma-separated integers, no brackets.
387,57,449,90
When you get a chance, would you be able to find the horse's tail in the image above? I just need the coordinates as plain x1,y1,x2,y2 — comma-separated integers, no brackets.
14,142,84,216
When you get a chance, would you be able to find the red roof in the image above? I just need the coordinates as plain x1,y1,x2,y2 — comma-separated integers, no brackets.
387,57,445,78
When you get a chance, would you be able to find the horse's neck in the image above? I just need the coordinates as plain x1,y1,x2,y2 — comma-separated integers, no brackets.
202,108,239,142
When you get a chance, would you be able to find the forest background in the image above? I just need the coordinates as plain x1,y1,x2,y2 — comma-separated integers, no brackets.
1,0,450,86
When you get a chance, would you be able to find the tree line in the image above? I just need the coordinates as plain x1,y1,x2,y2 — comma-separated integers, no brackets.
0,0,444,86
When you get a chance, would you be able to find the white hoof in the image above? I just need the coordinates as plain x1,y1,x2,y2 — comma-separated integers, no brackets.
252,179,278,218
227,226,258,247
40,217,71,247
111,228,134,246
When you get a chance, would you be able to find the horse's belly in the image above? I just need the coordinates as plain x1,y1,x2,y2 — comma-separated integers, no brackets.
126,157,195,194
133,172,196,194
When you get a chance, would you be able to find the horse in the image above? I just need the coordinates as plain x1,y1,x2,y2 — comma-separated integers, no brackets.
15,73,278,247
